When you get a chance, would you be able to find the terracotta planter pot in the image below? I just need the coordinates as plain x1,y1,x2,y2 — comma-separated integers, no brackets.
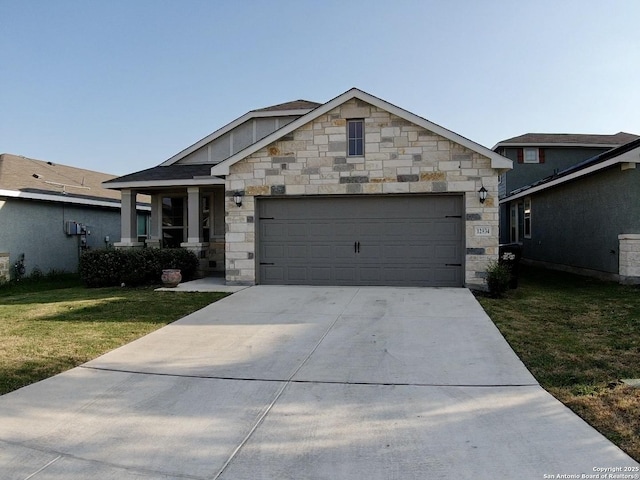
161,269,182,288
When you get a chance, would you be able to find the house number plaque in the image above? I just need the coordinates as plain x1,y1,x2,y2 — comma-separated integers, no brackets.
474,226,492,236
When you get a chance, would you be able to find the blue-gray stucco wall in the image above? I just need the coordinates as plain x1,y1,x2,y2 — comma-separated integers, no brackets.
0,198,122,277
500,146,610,195
516,166,640,274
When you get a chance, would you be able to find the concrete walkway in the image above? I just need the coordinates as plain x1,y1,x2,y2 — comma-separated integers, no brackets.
1,286,637,479
155,275,249,293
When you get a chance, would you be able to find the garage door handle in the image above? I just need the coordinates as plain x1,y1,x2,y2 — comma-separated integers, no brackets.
260,262,275,266
354,241,360,253
446,263,462,267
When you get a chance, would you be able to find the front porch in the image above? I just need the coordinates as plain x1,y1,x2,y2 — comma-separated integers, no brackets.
115,184,227,278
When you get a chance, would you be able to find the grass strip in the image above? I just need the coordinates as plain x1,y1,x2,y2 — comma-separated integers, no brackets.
0,278,227,395
477,266,640,462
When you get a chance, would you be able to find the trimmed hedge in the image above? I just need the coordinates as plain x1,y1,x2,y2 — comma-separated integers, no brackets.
79,248,199,287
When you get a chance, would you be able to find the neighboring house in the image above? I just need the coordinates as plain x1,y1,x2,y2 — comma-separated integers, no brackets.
104,88,512,289
500,138,640,284
0,153,150,281
493,132,639,243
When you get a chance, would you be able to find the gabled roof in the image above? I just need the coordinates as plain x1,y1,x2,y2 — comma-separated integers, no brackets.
501,138,640,203
159,100,320,167
493,132,639,150
0,153,150,208
211,88,512,175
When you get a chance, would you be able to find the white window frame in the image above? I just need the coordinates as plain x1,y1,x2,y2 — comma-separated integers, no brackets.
510,203,519,243
523,197,532,238
523,147,540,163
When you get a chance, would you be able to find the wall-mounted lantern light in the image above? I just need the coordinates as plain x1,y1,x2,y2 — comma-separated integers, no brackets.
478,186,488,204
233,191,244,207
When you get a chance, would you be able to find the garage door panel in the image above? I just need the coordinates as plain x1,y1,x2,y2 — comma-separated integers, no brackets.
286,245,309,259
258,196,463,286
285,223,309,238
380,244,434,260
308,222,334,237
262,245,285,260
306,244,332,260
358,267,382,282
434,244,462,262
261,222,286,239
334,267,357,283
261,266,285,283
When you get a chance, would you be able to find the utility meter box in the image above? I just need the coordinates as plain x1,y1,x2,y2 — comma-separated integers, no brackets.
65,221,82,235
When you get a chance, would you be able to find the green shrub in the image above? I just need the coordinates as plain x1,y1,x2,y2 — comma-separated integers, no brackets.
485,260,511,298
79,248,199,287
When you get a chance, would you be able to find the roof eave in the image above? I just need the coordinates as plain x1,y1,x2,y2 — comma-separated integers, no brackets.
0,188,150,210
103,177,225,190
493,142,625,150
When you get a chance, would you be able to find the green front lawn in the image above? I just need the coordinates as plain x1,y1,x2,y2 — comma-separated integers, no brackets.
0,275,227,395
477,266,640,462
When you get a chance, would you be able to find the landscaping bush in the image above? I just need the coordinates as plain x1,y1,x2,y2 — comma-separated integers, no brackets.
485,260,511,298
79,248,199,287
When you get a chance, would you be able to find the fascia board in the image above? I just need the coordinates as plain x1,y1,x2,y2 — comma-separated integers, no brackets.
492,142,625,150
499,156,631,204
357,93,513,171
0,188,150,211
102,177,225,190
211,88,512,176
160,108,316,167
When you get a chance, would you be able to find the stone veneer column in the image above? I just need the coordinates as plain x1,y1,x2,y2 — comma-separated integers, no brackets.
0,253,9,283
619,234,640,284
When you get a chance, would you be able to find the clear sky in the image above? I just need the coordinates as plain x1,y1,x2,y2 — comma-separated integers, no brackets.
2,0,639,175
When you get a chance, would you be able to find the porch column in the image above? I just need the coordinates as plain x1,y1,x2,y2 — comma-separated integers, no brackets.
186,187,201,244
181,186,208,278
114,189,144,248
146,194,163,248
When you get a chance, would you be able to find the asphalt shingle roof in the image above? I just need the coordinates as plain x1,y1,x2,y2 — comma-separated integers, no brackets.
0,153,124,203
495,132,639,147
102,164,214,184
251,100,321,112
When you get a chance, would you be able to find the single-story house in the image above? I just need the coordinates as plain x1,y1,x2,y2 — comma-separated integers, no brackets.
500,138,640,284
104,88,512,289
0,153,150,281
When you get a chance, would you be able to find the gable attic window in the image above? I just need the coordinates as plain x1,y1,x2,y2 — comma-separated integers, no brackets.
518,147,545,164
347,119,364,156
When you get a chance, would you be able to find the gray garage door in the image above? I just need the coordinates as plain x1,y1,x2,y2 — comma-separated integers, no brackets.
257,195,464,286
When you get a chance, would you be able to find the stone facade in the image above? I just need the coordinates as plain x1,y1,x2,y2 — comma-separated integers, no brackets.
619,234,640,284
0,253,9,283
225,99,500,289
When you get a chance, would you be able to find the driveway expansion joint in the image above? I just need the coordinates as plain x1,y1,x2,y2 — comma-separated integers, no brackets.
0,438,208,480
79,366,539,388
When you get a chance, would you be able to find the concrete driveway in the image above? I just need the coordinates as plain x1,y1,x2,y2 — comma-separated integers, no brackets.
1,286,637,479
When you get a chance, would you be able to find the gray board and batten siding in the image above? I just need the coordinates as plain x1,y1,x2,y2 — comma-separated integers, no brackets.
257,195,464,287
